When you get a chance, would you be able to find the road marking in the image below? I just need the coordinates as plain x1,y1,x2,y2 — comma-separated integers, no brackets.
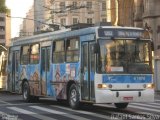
52,105,111,120
0,111,19,120
155,99,160,102
128,104,160,113
130,103,160,109
132,111,160,120
30,106,91,120
7,107,57,120
147,102,160,106
0,100,12,105
97,103,160,120
0,102,40,106
94,103,160,120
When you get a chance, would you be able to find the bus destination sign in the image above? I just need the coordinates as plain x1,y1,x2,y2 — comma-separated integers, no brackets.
98,28,144,38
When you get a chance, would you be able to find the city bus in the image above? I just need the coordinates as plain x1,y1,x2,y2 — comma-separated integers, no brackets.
7,24,154,109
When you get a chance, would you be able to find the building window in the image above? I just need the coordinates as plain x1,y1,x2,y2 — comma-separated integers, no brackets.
66,38,79,62
87,18,92,24
30,44,40,64
53,40,65,63
73,18,78,24
102,18,106,22
60,2,65,11
0,26,5,31
0,35,5,39
87,2,92,9
72,2,77,9
102,1,106,11
21,45,30,65
0,17,5,21
60,18,66,26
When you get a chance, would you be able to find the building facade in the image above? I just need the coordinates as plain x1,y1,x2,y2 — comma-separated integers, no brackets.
143,0,160,91
134,0,160,91
34,0,51,33
19,7,34,37
41,0,107,30
0,12,11,47
108,0,134,26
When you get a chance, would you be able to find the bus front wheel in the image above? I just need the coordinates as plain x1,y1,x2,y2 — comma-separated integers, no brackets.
68,84,80,109
22,82,31,102
114,103,128,109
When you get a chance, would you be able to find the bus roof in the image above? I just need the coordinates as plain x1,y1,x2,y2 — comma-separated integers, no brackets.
11,26,146,46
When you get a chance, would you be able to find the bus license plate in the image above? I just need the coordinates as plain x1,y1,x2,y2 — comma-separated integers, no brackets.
123,96,133,101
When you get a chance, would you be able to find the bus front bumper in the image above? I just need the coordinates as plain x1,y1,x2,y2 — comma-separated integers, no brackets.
95,89,154,103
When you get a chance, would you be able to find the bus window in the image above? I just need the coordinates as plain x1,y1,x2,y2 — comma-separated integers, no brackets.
30,44,40,64
98,39,152,74
21,45,30,65
53,40,65,63
66,38,79,62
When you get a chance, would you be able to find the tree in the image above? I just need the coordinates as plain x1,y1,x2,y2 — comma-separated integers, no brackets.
0,0,8,13
0,0,5,6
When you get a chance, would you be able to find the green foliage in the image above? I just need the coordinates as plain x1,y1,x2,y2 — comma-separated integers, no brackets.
0,0,5,6
0,0,8,13
0,6,7,13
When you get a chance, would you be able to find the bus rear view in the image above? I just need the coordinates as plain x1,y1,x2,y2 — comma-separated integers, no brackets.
94,27,154,109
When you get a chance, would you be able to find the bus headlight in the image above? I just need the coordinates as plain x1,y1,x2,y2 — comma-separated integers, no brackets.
146,84,154,89
97,84,107,89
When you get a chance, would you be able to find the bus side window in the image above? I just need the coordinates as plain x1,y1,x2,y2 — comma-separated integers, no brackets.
30,44,40,64
53,40,65,63
21,45,30,65
66,38,79,62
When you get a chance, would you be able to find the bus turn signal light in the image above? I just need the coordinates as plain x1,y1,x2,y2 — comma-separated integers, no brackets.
97,84,107,89
146,84,154,89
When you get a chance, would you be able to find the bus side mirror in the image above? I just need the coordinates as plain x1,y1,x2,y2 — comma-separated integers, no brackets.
94,43,100,53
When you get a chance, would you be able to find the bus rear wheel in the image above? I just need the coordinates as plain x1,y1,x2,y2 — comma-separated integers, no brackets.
68,84,80,109
22,82,31,102
114,103,128,109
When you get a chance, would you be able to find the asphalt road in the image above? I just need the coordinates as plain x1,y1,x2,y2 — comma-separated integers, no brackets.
0,92,160,120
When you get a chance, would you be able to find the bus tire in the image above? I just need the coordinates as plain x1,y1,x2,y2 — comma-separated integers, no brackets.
22,82,31,102
68,84,80,109
114,103,128,109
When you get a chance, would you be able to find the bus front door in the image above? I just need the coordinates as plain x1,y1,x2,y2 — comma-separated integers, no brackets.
81,42,95,101
41,47,51,95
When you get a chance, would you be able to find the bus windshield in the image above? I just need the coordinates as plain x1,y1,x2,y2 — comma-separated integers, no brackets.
98,39,152,74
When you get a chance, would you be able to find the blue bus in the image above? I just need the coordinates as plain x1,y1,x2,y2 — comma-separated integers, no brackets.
7,25,154,109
